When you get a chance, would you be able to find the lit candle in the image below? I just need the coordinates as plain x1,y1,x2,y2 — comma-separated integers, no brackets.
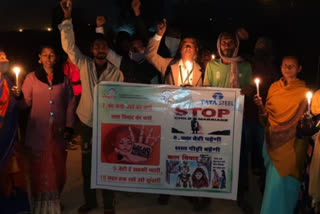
211,54,216,60
307,91,312,114
13,67,21,88
254,78,260,97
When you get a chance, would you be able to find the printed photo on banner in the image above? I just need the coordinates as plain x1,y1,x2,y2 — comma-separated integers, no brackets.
101,124,161,165
166,154,211,189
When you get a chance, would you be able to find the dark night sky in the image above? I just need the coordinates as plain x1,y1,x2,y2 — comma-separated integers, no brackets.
0,0,129,31
0,0,315,31
1,0,320,86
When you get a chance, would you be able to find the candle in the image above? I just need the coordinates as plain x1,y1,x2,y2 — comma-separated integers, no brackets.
307,91,312,114
13,67,21,88
211,54,216,60
254,78,260,97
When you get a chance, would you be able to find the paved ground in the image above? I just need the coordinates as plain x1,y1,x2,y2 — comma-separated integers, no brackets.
61,145,263,214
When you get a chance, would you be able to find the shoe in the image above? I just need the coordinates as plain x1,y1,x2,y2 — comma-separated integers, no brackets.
104,208,115,214
78,204,97,213
157,194,169,205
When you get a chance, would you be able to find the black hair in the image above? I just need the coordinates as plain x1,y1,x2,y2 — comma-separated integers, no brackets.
39,45,57,55
90,33,109,47
282,55,301,66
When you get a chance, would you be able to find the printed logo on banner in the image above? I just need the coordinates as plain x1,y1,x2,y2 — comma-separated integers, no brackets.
103,88,117,99
201,92,234,106
212,92,224,100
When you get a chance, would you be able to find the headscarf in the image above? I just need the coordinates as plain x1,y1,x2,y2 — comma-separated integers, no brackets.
217,33,242,88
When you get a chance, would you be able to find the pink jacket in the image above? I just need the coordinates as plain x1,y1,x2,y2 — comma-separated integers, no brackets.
21,70,76,151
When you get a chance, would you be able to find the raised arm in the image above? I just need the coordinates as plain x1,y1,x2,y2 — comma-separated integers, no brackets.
131,0,149,43
58,0,86,68
144,19,172,77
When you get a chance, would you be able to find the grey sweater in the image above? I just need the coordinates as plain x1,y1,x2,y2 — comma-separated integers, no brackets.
59,19,124,127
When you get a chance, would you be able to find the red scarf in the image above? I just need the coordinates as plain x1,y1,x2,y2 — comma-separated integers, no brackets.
0,78,10,129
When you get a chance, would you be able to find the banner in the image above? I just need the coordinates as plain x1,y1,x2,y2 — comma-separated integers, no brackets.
92,82,244,200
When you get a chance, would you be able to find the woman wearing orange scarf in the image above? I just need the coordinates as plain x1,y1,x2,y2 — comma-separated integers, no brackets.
254,56,309,214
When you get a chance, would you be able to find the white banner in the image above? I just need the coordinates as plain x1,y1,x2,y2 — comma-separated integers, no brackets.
92,82,244,200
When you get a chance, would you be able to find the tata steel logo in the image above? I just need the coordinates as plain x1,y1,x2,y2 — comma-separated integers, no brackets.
212,92,224,100
201,92,233,106
103,88,117,98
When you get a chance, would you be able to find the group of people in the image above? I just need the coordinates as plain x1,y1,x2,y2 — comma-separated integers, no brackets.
1,0,320,214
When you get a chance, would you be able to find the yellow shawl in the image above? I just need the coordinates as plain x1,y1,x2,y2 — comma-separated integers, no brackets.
265,78,308,179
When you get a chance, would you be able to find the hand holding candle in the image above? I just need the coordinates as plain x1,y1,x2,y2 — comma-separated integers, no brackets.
13,66,21,89
307,91,312,114
254,78,260,97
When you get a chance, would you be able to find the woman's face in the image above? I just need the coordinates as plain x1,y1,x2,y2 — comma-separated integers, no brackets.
195,171,203,180
39,48,56,69
281,57,301,80
117,137,133,153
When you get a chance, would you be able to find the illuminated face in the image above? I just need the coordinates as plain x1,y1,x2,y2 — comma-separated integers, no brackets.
92,39,109,60
39,48,56,69
0,51,8,62
195,171,203,180
220,36,236,58
117,137,133,153
281,57,301,80
180,38,198,61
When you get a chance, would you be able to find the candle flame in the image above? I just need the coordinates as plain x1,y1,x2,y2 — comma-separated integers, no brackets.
13,67,21,76
211,54,216,60
307,92,313,100
254,78,260,85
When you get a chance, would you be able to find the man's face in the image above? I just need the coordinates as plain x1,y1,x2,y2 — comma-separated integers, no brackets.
129,40,145,53
180,38,198,61
220,36,236,58
92,39,108,60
